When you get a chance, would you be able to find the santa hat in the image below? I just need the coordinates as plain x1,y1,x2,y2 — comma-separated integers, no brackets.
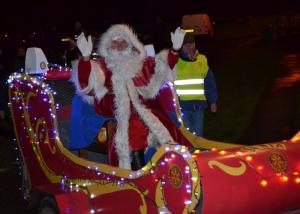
98,24,146,60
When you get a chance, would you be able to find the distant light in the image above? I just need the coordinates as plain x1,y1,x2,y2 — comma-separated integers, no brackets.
61,38,71,42
184,29,194,33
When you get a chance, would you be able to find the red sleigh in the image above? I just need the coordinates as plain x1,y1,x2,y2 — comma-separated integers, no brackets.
8,51,300,213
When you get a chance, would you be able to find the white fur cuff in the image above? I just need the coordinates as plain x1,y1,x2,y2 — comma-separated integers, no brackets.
89,60,108,101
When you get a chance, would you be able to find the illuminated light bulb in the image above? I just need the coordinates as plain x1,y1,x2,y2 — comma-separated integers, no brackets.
219,150,226,155
246,156,253,161
171,154,175,158
191,177,197,182
211,148,217,151
184,200,192,205
194,150,200,154
295,177,300,184
257,166,264,171
260,180,268,187
281,176,288,182
236,151,243,156
291,137,299,143
293,172,299,175
90,194,95,198
181,148,186,153
174,145,181,151
90,209,95,214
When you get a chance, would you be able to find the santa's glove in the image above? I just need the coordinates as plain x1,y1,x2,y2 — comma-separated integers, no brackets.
77,32,93,58
171,27,186,51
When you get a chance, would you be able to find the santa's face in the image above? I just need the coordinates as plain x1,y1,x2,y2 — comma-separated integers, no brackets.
98,25,146,79
111,38,128,52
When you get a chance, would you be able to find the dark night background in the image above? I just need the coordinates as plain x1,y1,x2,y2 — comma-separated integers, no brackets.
1,0,300,33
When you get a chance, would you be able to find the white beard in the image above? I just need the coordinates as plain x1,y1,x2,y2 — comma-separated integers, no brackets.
104,48,144,81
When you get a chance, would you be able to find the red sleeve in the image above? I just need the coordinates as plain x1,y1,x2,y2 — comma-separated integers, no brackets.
133,52,178,87
158,85,176,112
168,51,179,69
78,59,92,89
133,57,155,87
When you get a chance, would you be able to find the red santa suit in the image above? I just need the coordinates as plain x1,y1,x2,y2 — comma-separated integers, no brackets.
72,24,179,169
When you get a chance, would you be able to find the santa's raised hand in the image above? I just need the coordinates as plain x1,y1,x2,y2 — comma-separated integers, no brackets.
77,32,93,58
171,27,186,51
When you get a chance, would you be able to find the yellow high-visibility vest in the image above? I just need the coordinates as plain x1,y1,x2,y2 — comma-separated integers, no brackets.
175,54,209,101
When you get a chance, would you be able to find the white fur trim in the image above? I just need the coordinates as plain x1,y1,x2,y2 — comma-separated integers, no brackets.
111,74,174,169
111,74,132,169
71,60,94,104
89,61,108,101
98,24,146,62
71,60,108,104
137,50,172,99
147,132,160,148
127,80,173,146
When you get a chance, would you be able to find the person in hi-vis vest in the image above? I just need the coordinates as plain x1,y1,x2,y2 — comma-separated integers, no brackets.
175,33,218,136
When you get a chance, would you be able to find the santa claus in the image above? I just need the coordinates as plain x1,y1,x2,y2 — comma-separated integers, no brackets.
72,24,185,170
